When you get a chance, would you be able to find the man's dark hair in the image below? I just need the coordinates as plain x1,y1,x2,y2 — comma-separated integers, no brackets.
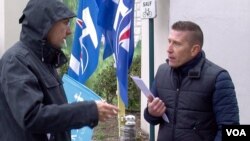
172,21,203,47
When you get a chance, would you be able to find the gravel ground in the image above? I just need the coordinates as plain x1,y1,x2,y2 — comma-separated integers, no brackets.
92,112,149,141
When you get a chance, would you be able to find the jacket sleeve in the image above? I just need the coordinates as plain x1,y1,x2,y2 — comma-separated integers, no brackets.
213,71,240,141
144,81,164,125
1,55,99,133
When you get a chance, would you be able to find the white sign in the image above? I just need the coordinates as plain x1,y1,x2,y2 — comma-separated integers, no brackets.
140,0,157,19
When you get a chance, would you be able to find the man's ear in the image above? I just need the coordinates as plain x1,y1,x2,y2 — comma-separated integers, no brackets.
191,44,201,57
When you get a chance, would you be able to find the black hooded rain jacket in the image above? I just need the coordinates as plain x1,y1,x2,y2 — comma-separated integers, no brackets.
0,0,99,140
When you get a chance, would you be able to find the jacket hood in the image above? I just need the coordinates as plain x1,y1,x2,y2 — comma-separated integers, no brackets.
19,0,76,67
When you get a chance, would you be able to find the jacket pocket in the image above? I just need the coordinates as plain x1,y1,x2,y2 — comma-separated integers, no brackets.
39,76,66,104
43,76,59,89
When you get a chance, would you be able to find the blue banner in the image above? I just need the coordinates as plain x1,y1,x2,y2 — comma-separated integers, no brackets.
68,0,102,84
62,74,102,141
98,0,135,107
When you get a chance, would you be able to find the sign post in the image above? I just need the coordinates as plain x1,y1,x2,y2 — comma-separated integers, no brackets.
140,0,157,141
140,0,157,19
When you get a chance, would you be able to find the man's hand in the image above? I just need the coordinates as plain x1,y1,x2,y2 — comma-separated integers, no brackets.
95,101,119,122
147,95,166,117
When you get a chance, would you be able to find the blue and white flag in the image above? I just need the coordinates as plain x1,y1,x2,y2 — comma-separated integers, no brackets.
66,0,102,140
68,0,102,84
62,74,102,141
98,0,135,107
97,0,118,59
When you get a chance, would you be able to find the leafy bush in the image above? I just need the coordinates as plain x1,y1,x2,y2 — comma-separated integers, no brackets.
93,41,141,111
92,62,117,104
127,54,141,111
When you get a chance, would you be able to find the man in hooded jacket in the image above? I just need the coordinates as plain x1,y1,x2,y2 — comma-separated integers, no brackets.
0,0,118,140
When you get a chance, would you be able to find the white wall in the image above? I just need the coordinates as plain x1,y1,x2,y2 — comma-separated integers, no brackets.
169,0,250,124
141,0,250,138
0,0,27,57
0,0,4,57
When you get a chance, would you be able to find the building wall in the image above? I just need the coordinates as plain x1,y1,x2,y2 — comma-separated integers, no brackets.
134,0,142,46
0,0,4,57
0,0,27,57
141,0,250,139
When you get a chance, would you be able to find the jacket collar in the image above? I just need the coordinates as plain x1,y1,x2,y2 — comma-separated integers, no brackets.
40,41,68,68
21,39,67,68
167,51,205,79
187,52,205,79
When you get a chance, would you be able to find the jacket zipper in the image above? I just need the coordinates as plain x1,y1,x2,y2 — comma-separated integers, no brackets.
172,72,181,141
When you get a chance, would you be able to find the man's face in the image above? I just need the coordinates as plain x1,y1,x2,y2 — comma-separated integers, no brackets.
167,30,198,68
47,19,71,48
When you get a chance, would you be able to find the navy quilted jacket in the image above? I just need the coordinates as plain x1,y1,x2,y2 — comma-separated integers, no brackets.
144,51,239,141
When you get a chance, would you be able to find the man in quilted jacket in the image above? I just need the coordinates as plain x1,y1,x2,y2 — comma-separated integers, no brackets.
144,21,239,141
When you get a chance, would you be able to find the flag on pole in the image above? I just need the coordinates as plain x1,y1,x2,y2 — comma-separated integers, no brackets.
62,74,102,141
66,0,102,140
97,0,118,59
68,0,102,84
98,0,135,107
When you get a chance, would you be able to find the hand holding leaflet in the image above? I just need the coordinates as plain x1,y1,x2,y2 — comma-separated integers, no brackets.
130,76,169,123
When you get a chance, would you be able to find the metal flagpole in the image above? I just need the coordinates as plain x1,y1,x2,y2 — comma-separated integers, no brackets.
117,82,126,137
113,59,126,137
